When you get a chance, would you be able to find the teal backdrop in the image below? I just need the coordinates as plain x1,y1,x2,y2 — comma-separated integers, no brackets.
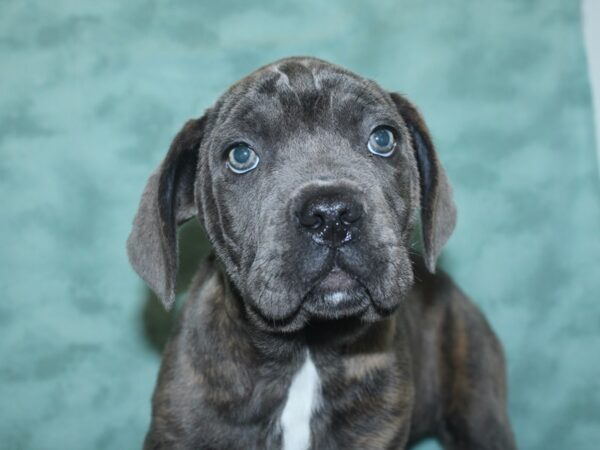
1,0,599,449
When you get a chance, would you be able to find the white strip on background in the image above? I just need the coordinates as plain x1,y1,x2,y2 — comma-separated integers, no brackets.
582,0,600,174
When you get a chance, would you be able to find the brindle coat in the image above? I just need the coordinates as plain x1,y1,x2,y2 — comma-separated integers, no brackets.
128,57,516,449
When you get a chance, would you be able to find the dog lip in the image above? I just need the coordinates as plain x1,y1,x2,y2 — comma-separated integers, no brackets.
246,299,305,329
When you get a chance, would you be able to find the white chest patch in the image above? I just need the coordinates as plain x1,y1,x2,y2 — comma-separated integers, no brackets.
280,354,321,450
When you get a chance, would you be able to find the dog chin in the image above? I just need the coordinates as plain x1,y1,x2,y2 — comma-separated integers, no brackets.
244,267,401,334
246,293,373,336
302,287,370,320
301,268,371,320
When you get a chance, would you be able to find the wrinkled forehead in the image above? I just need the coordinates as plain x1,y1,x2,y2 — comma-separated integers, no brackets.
212,59,398,138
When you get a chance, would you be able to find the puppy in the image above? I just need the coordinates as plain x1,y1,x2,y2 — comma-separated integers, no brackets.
128,57,516,449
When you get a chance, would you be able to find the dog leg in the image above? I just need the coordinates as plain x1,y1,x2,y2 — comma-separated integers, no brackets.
406,261,516,450
436,293,517,450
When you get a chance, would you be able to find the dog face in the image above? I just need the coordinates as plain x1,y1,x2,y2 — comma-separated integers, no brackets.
127,57,456,333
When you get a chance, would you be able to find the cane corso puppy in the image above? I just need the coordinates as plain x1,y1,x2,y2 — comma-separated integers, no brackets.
127,57,516,449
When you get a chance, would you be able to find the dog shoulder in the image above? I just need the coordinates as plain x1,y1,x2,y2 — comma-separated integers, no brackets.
406,256,511,445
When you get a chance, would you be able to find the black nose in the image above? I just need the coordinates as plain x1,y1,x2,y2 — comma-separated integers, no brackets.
297,193,363,246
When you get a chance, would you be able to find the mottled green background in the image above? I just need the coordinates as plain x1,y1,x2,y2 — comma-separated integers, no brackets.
1,0,599,449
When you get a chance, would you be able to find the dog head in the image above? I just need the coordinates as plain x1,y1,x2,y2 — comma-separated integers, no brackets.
127,57,456,333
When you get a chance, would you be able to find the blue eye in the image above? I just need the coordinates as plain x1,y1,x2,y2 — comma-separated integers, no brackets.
368,128,396,157
226,144,260,174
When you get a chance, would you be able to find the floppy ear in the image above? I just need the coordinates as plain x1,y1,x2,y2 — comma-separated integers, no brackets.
127,116,206,309
389,93,457,273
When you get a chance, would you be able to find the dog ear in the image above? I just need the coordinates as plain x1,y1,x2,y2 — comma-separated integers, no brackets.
127,116,206,309
390,93,457,272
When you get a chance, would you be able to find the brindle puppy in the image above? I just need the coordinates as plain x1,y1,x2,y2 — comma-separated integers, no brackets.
127,57,516,450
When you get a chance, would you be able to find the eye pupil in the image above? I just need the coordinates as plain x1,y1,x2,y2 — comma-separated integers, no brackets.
374,130,390,147
227,143,260,174
233,146,250,164
368,128,396,157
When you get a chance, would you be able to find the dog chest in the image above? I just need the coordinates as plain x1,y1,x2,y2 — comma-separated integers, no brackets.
280,354,321,450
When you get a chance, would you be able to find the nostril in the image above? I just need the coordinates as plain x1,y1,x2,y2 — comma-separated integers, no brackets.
338,208,349,224
340,205,362,225
339,209,352,225
298,211,324,230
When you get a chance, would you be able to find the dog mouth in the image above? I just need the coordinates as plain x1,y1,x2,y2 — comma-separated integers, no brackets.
302,267,370,320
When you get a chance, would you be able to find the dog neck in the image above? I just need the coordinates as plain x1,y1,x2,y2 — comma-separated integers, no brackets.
176,260,409,447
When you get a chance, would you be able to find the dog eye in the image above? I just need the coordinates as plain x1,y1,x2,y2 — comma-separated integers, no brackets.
367,128,396,157
226,144,260,174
